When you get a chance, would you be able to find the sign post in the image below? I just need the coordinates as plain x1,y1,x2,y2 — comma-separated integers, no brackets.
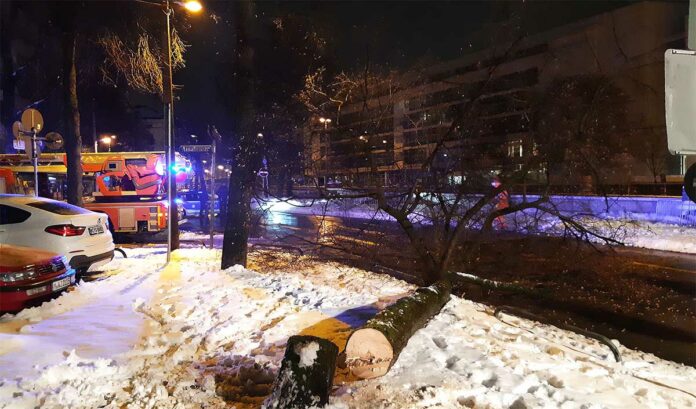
209,138,216,248
181,142,217,247
15,109,49,197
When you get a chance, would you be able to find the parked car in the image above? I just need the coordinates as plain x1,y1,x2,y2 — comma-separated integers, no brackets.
0,244,76,312
177,191,220,218
0,194,115,273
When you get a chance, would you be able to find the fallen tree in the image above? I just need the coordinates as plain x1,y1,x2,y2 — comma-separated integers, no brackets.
264,335,339,409
344,278,452,379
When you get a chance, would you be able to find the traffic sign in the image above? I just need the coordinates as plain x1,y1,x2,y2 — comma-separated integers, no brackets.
685,163,696,204
45,132,64,150
665,49,696,154
12,139,26,151
20,108,44,133
180,144,212,153
12,121,23,139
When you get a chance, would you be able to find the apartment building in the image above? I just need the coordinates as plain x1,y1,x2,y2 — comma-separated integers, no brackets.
304,1,690,191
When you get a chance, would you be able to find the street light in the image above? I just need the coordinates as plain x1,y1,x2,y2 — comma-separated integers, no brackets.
319,117,332,129
180,0,202,12
100,136,116,152
161,0,202,262
133,0,203,261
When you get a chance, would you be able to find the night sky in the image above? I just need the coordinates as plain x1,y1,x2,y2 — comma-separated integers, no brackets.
173,0,632,142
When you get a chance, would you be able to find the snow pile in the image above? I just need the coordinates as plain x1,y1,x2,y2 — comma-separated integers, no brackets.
524,214,696,254
0,247,410,409
1,247,694,409
0,247,162,381
328,297,696,409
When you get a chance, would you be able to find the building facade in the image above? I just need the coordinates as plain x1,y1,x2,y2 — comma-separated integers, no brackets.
304,2,692,192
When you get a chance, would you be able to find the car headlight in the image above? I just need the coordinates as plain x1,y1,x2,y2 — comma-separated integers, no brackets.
0,267,37,283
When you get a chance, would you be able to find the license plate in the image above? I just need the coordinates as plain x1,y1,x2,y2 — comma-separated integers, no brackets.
26,286,47,296
51,276,72,292
88,225,104,235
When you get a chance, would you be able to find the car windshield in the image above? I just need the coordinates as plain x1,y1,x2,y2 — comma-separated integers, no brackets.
25,200,91,215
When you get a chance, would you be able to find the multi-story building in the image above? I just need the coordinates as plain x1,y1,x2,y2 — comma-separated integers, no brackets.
304,1,691,192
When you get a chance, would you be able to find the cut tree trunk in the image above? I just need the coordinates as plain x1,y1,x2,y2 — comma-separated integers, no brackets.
344,278,451,379
264,335,339,409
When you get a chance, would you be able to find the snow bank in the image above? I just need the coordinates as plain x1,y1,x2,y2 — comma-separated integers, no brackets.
0,247,410,408
258,198,696,255
328,297,696,409
1,247,694,409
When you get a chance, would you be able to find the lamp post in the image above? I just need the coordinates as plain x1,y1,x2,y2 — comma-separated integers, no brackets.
100,137,112,152
99,135,116,152
319,117,331,130
134,0,202,262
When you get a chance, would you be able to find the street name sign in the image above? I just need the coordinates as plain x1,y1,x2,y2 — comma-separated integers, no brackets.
180,144,213,153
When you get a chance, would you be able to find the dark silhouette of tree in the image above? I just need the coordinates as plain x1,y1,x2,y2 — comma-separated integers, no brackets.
53,2,84,205
221,0,261,269
533,75,628,193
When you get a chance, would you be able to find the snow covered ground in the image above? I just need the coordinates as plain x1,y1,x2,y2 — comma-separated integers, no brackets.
0,247,694,409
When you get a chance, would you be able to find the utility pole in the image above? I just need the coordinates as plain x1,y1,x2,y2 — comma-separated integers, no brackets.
210,136,216,248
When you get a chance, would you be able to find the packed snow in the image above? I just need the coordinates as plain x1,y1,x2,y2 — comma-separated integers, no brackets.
0,246,694,409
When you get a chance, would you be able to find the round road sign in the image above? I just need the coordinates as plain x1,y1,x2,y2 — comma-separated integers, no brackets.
45,132,64,150
684,163,696,204
20,108,44,133
11,121,24,139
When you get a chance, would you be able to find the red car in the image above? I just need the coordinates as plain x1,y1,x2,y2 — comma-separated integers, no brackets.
0,244,76,312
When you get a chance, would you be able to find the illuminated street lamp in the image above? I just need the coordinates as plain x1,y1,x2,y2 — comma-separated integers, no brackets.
134,0,203,262
319,117,332,129
217,165,224,170
181,0,202,12
100,135,116,152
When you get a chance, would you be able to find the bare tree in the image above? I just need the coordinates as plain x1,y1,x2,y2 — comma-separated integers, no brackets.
297,44,627,284
95,6,190,250
532,74,628,194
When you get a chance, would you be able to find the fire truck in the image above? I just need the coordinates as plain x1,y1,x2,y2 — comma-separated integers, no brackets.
0,151,191,235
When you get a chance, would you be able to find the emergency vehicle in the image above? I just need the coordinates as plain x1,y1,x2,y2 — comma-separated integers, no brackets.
0,151,191,235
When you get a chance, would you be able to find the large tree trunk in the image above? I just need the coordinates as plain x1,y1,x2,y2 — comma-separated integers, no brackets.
62,30,83,206
221,0,257,269
264,335,339,409
344,278,451,379
222,171,252,268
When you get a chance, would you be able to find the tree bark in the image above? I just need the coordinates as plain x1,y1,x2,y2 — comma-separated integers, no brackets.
221,0,258,269
264,335,339,409
344,278,452,379
62,30,83,206
221,170,252,268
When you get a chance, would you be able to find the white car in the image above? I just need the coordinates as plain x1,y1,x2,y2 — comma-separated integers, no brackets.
0,195,115,273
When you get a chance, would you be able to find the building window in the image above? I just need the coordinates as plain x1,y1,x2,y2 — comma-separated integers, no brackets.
507,139,523,158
